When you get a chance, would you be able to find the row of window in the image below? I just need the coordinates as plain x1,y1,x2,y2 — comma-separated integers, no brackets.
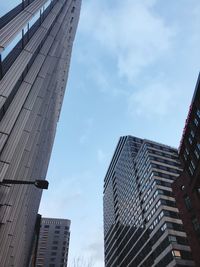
49,257,66,263
161,221,184,232
153,171,177,180
1,0,53,61
44,225,69,230
149,211,164,230
0,0,22,17
52,246,67,250
146,142,176,153
146,200,161,222
149,155,180,168
151,163,180,174
52,240,67,245
148,149,178,160
143,185,159,202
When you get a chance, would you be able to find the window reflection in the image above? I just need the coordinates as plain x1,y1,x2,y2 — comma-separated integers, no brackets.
0,0,53,63
1,31,22,60
0,0,22,18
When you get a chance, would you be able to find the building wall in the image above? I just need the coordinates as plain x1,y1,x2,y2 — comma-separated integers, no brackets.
173,74,200,266
172,174,200,267
104,136,195,267
104,136,143,266
29,214,42,267
0,1,81,266
36,217,70,267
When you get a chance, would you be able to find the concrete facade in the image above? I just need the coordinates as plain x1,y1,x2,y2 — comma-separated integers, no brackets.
0,0,81,266
36,217,70,267
173,74,200,266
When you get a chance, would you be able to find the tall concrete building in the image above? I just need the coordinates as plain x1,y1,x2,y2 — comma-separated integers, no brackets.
104,136,195,267
173,74,200,266
36,217,70,267
0,0,81,266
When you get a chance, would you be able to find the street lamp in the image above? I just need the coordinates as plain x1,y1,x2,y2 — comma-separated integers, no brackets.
1,179,49,189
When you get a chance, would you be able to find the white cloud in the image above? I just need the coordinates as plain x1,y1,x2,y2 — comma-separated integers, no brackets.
87,240,104,263
40,187,83,217
128,83,180,118
80,0,174,82
85,228,104,265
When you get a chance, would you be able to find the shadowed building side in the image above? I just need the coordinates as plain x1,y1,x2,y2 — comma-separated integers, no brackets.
104,136,195,267
173,73,200,266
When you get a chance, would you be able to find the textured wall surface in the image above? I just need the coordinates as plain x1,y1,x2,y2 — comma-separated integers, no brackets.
173,75,200,266
36,217,70,267
104,136,195,267
0,0,81,266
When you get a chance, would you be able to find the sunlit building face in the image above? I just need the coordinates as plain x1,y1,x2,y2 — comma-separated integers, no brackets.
0,1,81,266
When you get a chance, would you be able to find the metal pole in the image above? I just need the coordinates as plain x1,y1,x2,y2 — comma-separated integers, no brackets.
2,179,35,185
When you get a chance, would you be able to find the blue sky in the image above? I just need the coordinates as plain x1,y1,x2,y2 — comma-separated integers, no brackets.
1,0,200,266
39,0,200,265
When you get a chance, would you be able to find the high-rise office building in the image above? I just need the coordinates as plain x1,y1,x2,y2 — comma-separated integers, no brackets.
0,1,81,266
173,74,200,266
104,136,195,267
36,217,70,267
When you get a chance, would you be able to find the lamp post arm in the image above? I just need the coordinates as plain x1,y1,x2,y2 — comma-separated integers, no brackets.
2,179,35,185
0,179,49,189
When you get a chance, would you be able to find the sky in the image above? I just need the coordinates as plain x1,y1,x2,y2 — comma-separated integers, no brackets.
1,0,200,266
39,0,200,266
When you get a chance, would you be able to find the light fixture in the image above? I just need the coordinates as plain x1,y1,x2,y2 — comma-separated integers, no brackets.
1,179,49,190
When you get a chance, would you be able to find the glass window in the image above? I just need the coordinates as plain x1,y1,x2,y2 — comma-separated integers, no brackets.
197,109,200,119
43,0,52,10
1,31,22,60
191,130,195,138
192,217,200,232
189,165,194,175
194,149,199,159
161,223,167,231
169,235,177,243
191,160,196,170
29,10,40,28
166,222,173,229
172,250,181,258
0,0,22,17
183,153,187,161
184,196,192,210
197,143,200,151
194,118,199,126
188,136,193,144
